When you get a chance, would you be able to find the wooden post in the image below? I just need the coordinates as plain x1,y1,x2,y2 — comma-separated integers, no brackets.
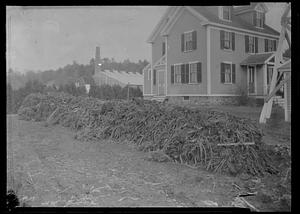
127,83,130,101
263,64,267,95
259,24,286,123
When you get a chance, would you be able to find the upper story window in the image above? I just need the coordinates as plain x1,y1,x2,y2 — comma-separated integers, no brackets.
224,32,231,49
181,30,197,52
265,39,277,52
249,36,255,53
245,35,258,53
184,32,193,51
220,30,235,51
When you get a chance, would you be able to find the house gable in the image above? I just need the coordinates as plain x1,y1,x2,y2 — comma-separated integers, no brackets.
146,7,179,43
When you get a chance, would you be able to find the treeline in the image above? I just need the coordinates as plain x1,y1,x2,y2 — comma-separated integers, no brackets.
7,58,149,90
7,80,142,114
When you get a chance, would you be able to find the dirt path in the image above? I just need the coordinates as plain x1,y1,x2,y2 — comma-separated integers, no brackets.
7,115,290,210
7,115,243,207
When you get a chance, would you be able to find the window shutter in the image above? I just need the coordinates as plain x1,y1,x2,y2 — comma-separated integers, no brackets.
181,64,185,83
181,34,184,52
255,37,258,53
220,30,225,49
197,62,202,83
221,63,225,83
185,64,189,83
232,64,236,83
265,39,268,52
153,69,156,85
192,30,197,50
231,32,235,51
245,35,249,53
171,65,174,84
253,12,257,26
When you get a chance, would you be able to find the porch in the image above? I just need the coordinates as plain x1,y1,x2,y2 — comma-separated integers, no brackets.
240,52,283,98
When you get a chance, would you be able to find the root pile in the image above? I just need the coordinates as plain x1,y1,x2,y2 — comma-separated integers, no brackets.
18,92,284,176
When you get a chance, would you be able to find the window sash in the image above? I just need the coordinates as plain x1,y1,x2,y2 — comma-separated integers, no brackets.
224,64,232,83
256,12,263,27
189,63,197,83
224,32,231,49
223,7,230,20
266,39,274,52
184,32,193,51
174,65,181,83
248,36,255,53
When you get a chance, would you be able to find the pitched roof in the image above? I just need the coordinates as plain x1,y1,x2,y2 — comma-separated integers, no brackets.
240,52,274,65
94,70,143,86
190,6,280,36
233,3,267,14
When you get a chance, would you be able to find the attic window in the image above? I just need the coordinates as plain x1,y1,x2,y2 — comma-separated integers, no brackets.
220,6,231,21
256,11,264,28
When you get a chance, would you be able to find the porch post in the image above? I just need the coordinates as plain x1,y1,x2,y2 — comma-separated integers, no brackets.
284,72,288,121
263,64,267,95
165,36,168,96
246,65,249,95
150,43,153,95
206,26,211,95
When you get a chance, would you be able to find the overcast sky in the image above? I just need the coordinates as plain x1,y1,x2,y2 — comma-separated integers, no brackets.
6,4,288,73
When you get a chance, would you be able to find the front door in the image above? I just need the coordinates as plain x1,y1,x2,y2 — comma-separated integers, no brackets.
158,70,165,96
248,66,256,94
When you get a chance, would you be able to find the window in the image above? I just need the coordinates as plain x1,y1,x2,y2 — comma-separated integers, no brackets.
189,63,198,83
153,69,156,85
249,36,255,53
265,39,276,52
224,32,231,49
222,7,231,21
171,62,201,84
162,42,166,56
245,36,258,53
220,31,235,51
174,64,181,83
183,96,190,101
225,64,232,83
221,63,236,84
148,69,151,80
256,12,264,28
185,32,193,51
181,31,197,52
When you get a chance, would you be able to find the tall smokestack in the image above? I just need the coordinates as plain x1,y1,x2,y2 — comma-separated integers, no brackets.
95,46,100,63
95,46,101,73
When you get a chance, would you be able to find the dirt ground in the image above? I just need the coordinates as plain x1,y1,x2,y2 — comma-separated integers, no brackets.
7,112,291,210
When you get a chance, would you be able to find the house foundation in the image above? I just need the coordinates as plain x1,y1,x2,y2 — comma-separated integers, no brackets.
166,96,239,105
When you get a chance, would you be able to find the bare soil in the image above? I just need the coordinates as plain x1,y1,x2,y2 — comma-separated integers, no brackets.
7,112,290,210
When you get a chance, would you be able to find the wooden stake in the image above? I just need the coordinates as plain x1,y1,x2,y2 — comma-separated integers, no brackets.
217,142,255,146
